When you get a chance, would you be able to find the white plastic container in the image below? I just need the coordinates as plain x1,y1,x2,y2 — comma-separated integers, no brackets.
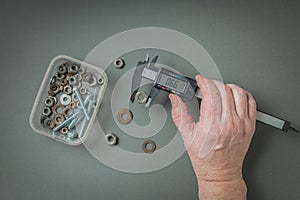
29,55,107,145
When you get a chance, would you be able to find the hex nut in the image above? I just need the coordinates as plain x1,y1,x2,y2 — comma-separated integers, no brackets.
114,58,124,68
44,96,55,107
40,116,47,127
69,101,76,109
67,131,78,139
42,107,52,116
136,91,148,104
68,76,77,85
57,65,67,74
56,72,66,80
61,62,70,67
78,67,85,75
75,74,82,81
82,72,92,82
105,133,118,146
60,79,68,86
63,85,73,95
44,117,55,129
68,65,79,74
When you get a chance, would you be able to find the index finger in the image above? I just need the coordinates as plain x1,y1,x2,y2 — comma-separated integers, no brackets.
195,75,224,121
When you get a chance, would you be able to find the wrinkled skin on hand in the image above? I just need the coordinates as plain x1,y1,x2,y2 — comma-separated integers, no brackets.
169,75,256,182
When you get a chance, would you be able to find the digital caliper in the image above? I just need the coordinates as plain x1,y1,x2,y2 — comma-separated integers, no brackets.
130,54,299,133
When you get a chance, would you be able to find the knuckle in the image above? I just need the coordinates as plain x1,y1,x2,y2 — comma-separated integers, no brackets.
228,84,247,95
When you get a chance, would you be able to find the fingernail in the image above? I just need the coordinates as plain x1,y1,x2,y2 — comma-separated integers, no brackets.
169,94,177,106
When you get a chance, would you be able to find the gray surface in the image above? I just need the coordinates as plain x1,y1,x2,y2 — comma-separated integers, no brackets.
1,0,300,199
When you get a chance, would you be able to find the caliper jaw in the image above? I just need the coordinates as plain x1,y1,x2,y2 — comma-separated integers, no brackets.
130,54,160,107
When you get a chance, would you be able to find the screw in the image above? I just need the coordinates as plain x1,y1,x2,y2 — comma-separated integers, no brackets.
78,99,94,138
73,87,90,120
53,111,82,132
68,94,91,130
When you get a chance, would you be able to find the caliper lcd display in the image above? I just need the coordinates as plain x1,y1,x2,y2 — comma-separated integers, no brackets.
157,73,187,93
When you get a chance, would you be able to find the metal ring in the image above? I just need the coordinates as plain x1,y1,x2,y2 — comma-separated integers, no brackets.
114,58,124,68
142,140,156,153
136,91,148,104
105,133,118,146
117,109,133,125
60,94,72,105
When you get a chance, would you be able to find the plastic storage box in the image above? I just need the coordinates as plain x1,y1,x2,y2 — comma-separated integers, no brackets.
29,55,107,145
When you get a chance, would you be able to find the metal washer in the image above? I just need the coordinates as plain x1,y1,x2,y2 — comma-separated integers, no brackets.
117,109,133,125
142,140,156,153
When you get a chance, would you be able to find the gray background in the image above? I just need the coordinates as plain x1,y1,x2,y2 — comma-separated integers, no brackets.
1,0,300,199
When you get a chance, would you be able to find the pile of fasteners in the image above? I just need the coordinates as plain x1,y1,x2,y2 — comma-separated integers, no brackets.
40,62,103,140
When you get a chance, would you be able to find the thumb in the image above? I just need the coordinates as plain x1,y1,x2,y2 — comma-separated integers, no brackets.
169,94,195,144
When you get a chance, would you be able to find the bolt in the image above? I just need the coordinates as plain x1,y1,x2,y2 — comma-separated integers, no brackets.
78,99,94,138
73,87,90,120
68,94,91,130
53,111,82,132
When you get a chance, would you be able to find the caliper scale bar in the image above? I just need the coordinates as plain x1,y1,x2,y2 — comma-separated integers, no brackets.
131,54,299,133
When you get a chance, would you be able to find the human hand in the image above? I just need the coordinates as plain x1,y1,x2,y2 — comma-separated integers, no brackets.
169,75,256,191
